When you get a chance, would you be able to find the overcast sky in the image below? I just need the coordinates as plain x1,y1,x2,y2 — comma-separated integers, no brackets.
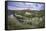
8,2,45,10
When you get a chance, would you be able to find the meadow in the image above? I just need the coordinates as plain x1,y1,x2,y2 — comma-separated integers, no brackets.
7,10,45,30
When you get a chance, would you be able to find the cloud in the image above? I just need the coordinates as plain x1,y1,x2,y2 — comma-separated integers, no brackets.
8,2,45,10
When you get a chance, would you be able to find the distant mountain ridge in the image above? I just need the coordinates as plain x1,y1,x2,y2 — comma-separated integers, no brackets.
8,10,44,16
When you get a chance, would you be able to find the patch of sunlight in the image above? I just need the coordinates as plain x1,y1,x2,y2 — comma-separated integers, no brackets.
25,12,31,15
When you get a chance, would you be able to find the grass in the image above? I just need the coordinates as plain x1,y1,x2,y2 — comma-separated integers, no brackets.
7,11,45,29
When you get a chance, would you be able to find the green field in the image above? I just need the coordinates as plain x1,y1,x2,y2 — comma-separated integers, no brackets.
7,10,45,30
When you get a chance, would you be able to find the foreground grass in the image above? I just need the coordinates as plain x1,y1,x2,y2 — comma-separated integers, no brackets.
7,15,45,30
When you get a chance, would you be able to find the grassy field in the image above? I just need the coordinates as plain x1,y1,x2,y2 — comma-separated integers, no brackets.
7,10,45,30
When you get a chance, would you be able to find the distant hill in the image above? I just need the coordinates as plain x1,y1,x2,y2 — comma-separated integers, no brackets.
8,10,45,16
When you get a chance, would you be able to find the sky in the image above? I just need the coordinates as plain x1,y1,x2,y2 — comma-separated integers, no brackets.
8,2,45,11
